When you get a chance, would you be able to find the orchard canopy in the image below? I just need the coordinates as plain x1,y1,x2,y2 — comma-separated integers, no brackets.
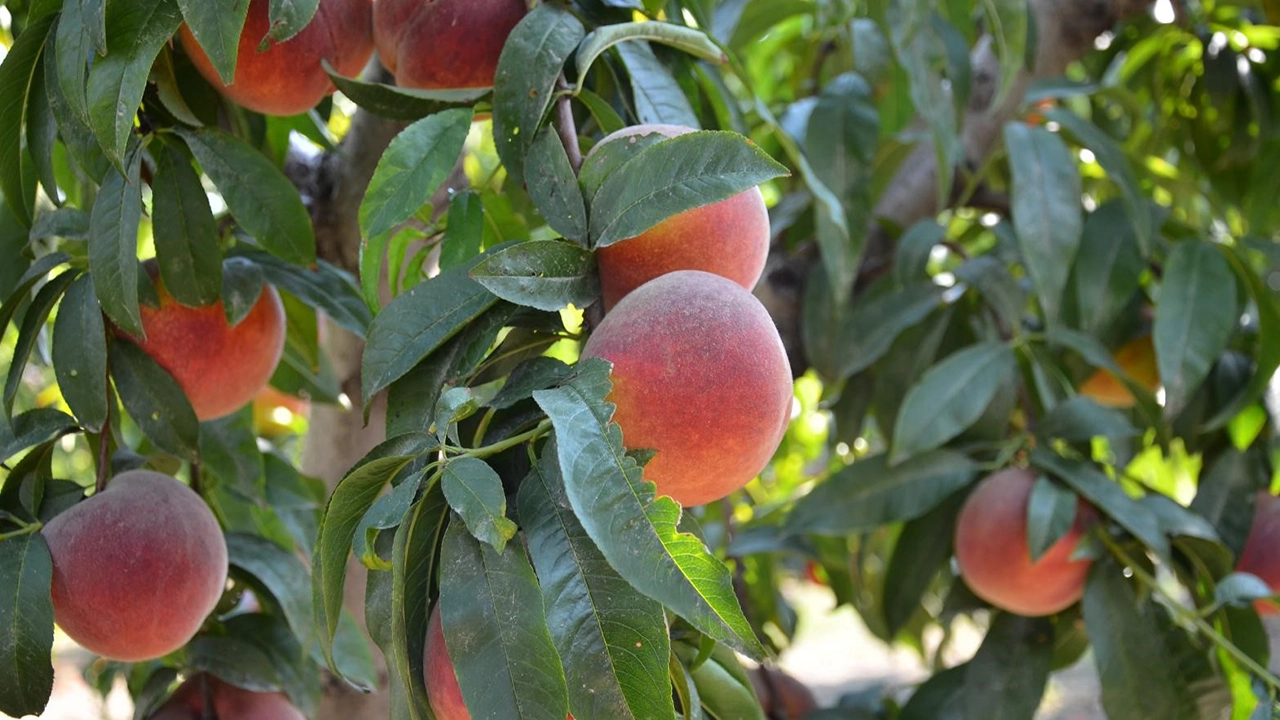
2,1,1280,719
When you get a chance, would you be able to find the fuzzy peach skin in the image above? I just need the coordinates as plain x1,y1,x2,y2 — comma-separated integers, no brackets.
375,0,526,90
955,468,1095,617
1236,491,1280,615
424,607,573,720
580,271,794,506
589,124,771,310
146,675,305,720
42,471,228,662
179,0,373,116
131,260,286,422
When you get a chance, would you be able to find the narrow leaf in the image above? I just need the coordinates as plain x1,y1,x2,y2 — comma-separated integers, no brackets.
575,22,723,88
0,534,55,719
225,533,313,646
0,409,78,465
1025,476,1078,563
0,14,54,227
109,339,200,461
616,41,699,128
359,108,473,240
52,274,108,432
152,139,222,307
325,63,490,122
1154,241,1238,418
89,154,144,335
961,614,1052,720
176,0,250,85
524,127,588,243
4,270,77,416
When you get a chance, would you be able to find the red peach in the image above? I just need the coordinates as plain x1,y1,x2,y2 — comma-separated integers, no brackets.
1236,491,1280,615
374,0,526,90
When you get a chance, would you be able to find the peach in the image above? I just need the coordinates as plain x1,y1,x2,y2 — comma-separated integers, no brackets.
179,0,374,116
580,271,793,506
424,607,572,720
146,675,305,720
252,385,311,438
374,0,526,90
1236,491,1280,615
954,468,1094,617
131,260,286,422
42,471,228,662
1078,335,1160,408
589,124,771,309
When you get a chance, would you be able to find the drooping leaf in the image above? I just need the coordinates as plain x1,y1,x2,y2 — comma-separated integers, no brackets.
1203,246,1280,430
961,614,1052,720
266,0,319,43
574,22,723,88
231,247,371,336
891,342,1016,463
51,274,108,432
1004,123,1083,325
438,519,570,720
176,0,250,84
175,126,316,266
0,534,55,719
533,360,766,659
519,446,675,720
325,64,490,121
882,495,962,637
1025,476,1078,562
439,189,485,272
88,153,144,335
108,340,200,461
978,0,1029,110
0,14,55,227
1038,396,1139,444
151,139,222,307
387,486,450,720
616,41,700,128
4,269,77,416
787,451,977,536
524,126,588,243
359,108,473,240
440,457,517,553
199,408,263,499
0,409,78,465
225,533,314,646
469,240,598,312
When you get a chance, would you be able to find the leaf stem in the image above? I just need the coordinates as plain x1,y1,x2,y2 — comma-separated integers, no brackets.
0,521,42,542
464,419,553,460
1098,531,1280,693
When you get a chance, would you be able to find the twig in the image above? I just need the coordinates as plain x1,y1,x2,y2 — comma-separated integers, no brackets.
465,419,553,459
190,461,202,496
554,75,582,174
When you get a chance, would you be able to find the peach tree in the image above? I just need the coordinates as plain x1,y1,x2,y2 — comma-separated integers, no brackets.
1,0,1279,720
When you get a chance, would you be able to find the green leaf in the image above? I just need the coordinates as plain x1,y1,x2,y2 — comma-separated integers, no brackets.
978,0,1028,109
576,88,625,136
4,270,77,416
361,256,499,405
312,435,432,671
85,0,183,167
524,127,588,243
152,139,222,307
359,108,473,240
325,63,491,121
890,342,1016,463
176,0,250,85
883,495,962,637
533,360,766,659
1082,559,1185,720
826,282,943,380
1154,241,1238,418
109,339,200,461
175,126,316,266
52,274,108,432
1038,396,1139,444
1190,450,1260,557
29,208,89,244
961,614,1052,720
225,533,313,646
1044,109,1151,255
578,130,669,207
492,4,585,181
489,357,572,411
53,0,92,128
231,247,372,336
589,131,788,248
1069,201,1145,335
806,72,879,189
0,14,54,227
0,534,54,719
787,451,977,536
351,470,423,570
387,487,449,720
1004,123,1083,325
469,240,598,312
0,409,78,465
438,519,570,720
199,409,263,499
1215,572,1274,608
899,663,968,720
0,253,70,334
219,256,264,326
1030,448,1170,561
266,0,319,43
187,635,283,692
441,457,517,553
575,22,723,89
1025,476,1078,563
25,54,57,207
439,190,485,272
88,152,144,335
518,446,675,720
616,41,699,128
1203,246,1280,429
680,645,766,720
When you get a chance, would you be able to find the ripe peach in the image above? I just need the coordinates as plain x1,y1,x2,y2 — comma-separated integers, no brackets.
1078,335,1161,408
589,124,771,310
954,468,1094,617
179,0,374,116
580,271,793,506
132,260,286,422
42,471,228,662
374,0,526,90
1236,492,1280,615
424,607,572,720
146,675,305,720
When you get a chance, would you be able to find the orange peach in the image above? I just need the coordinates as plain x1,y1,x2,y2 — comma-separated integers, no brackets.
954,468,1094,617
424,607,572,720
580,271,793,505
179,0,374,116
589,124,771,310
1236,491,1280,615
374,0,526,90
1078,335,1160,408
131,260,286,422
42,471,228,662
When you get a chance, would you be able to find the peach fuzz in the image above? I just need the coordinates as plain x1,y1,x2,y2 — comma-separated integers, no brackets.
1236,491,1280,615
179,0,374,116
375,0,526,91
580,271,793,506
955,468,1094,617
41,471,228,662
590,124,771,309
130,260,286,422
424,607,573,720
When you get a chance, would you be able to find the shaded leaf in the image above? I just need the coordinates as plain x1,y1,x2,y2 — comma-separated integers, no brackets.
470,240,598,312
617,41,699,128
176,0,250,84
89,155,144,335
961,614,1052,720
225,533,313,646
151,139,222,307
1154,241,1238,419
441,457,517,552
109,340,200,461
1026,476,1078,562
524,127,588,243
0,534,55,718
52,274,108,432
